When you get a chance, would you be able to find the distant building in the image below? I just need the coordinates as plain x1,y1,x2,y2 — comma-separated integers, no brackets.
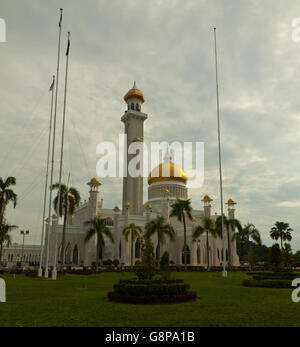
1,243,41,267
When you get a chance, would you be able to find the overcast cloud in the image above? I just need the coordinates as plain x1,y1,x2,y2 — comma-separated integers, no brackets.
1,0,300,250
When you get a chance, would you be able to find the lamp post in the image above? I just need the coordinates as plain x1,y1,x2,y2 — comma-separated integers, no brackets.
20,230,29,267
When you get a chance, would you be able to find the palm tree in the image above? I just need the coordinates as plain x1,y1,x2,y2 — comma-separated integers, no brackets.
234,223,261,270
0,221,18,261
84,216,114,270
52,183,80,269
193,217,219,270
170,199,193,269
216,215,242,266
0,177,17,225
270,221,293,249
123,223,143,269
145,216,175,262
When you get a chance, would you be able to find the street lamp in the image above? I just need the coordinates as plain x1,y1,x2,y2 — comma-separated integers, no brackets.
20,230,29,266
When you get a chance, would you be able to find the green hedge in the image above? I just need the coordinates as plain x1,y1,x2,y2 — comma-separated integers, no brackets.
247,271,299,277
252,275,297,281
119,278,184,285
113,283,190,296
243,278,292,288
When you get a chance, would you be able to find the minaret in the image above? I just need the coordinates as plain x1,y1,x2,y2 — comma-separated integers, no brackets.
226,198,239,266
202,195,213,218
84,178,101,266
121,82,147,215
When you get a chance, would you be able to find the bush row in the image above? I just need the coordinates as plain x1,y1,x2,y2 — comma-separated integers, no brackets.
243,278,292,288
252,275,298,281
113,283,190,297
119,278,184,285
108,291,197,304
247,271,299,277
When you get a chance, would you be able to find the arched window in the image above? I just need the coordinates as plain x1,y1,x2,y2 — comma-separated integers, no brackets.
131,103,134,110
221,248,224,261
135,239,140,258
65,243,72,264
197,246,201,265
119,240,122,258
73,245,79,265
136,103,140,111
226,249,228,261
182,245,191,265
217,248,220,260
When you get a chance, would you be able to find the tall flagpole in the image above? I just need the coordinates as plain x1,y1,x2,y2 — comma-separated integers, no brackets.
38,75,55,277
214,28,227,277
52,31,71,280
44,8,63,279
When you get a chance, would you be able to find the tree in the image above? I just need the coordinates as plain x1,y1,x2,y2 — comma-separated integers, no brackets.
269,243,282,272
145,216,175,262
193,217,219,270
234,223,261,270
123,223,143,269
282,243,293,270
135,236,157,280
0,177,17,225
270,221,293,249
216,215,242,267
84,216,114,271
0,221,17,261
170,199,193,269
52,183,80,270
160,250,170,280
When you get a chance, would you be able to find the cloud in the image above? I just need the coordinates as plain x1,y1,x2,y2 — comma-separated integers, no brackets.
1,0,300,250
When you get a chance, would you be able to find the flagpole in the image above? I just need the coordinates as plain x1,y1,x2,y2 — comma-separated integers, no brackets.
44,8,63,279
38,75,55,277
52,31,71,280
213,28,227,277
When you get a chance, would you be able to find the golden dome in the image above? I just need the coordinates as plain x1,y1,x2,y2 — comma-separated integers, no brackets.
124,201,131,207
148,162,188,185
203,195,212,200
124,82,145,103
227,198,236,204
91,177,100,184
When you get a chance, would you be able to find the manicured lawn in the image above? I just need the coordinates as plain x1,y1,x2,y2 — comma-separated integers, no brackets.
0,271,299,327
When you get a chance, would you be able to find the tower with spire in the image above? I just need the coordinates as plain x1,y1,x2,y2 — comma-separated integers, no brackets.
121,82,148,215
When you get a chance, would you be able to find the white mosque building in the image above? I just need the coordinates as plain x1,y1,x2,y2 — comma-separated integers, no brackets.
44,84,240,268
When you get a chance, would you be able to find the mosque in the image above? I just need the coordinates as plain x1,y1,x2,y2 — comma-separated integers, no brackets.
44,84,240,268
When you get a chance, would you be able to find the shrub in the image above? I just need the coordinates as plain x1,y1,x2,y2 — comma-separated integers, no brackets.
112,259,119,266
103,259,113,266
119,279,184,285
108,291,197,304
243,278,291,288
113,283,190,297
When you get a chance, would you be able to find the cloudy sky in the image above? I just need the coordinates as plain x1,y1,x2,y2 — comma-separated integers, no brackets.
1,0,300,250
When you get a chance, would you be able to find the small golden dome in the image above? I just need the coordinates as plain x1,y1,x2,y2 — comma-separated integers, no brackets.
91,177,100,184
124,82,145,104
124,202,131,207
227,198,236,204
148,162,187,185
203,195,212,200
146,204,152,209
113,206,120,212
52,213,57,217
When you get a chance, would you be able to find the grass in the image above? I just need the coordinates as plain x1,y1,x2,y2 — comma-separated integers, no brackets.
0,271,299,327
